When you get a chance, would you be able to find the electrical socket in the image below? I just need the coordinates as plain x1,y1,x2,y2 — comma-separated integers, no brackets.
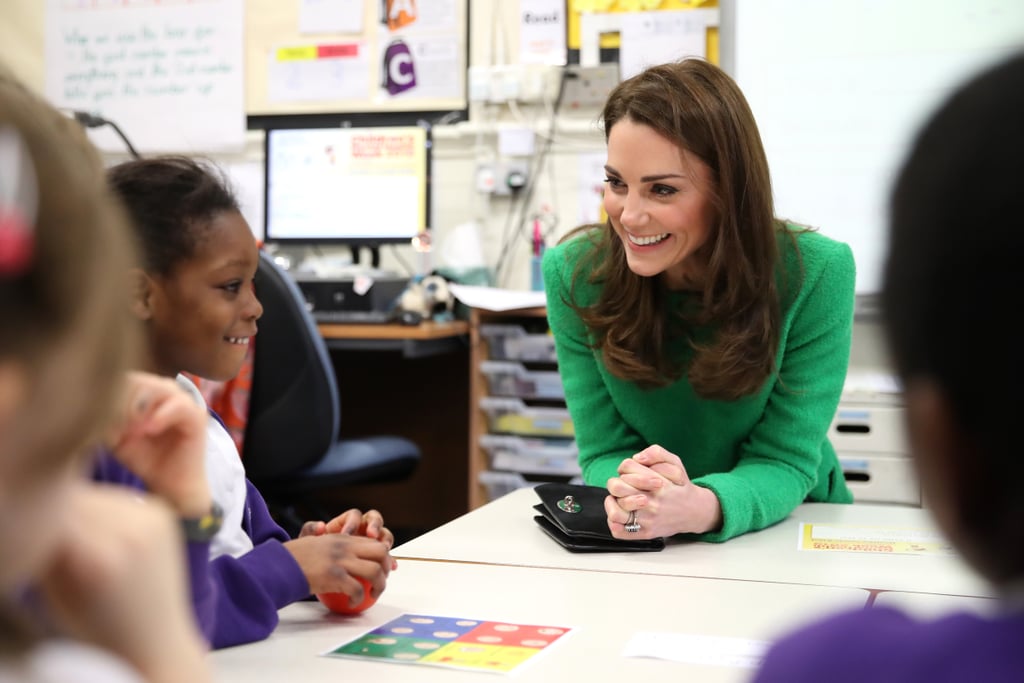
477,64,561,104
474,163,497,194
486,65,521,103
561,63,621,109
468,65,491,103
493,159,529,196
517,65,559,103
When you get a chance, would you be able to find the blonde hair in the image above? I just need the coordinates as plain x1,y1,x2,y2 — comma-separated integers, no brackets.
0,68,140,651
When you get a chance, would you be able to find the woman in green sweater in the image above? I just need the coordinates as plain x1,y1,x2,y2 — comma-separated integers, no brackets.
542,58,855,543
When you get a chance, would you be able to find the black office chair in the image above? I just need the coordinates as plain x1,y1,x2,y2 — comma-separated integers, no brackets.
242,250,421,533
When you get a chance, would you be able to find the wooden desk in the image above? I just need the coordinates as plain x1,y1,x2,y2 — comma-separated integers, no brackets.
394,488,993,598
210,559,867,682
313,321,470,536
319,320,470,358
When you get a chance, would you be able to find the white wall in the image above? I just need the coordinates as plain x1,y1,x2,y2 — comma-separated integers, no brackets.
0,0,892,372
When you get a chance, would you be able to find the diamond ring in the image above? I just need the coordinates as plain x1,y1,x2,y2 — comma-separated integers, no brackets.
624,510,641,533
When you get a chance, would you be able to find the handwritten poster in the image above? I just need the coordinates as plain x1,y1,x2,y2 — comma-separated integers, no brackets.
44,0,245,153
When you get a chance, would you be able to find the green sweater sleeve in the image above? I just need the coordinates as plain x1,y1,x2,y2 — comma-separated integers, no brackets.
693,236,856,542
542,242,647,485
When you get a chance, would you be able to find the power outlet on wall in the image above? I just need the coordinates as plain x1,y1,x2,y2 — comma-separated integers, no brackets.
468,65,492,103
494,160,530,196
560,63,620,110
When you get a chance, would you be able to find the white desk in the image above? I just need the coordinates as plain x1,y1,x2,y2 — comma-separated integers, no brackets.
873,590,997,619
393,487,992,598
211,559,867,682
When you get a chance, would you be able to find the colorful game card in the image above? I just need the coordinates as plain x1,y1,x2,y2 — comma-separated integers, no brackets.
324,613,572,674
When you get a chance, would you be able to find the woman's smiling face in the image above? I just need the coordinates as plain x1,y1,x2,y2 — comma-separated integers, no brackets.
603,118,717,290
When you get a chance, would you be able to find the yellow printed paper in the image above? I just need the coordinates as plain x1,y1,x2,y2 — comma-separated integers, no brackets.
798,523,954,556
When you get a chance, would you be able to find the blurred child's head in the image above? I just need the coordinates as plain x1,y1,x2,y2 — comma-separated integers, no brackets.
883,52,1024,585
0,70,138,596
107,156,261,382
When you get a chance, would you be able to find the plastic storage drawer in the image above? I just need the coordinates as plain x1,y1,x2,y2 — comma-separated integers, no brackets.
478,470,533,500
829,403,909,454
480,361,565,400
480,397,574,438
480,324,558,363
480,434,580,476
839,454,920,506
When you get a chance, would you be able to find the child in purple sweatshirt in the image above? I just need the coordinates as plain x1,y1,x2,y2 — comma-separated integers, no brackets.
93,436,316,650
95,155,394,650
754,52,1024,683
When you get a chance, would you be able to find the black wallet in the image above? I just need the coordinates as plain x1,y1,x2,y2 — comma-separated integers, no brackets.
532,482,665,553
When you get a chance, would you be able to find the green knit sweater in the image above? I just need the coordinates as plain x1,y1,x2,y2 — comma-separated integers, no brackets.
542,227,855,542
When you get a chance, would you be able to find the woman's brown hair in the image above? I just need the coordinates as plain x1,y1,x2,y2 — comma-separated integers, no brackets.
566,58,793,400
0,68,140,652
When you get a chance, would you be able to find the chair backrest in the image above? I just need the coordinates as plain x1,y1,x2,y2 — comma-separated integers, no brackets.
243,250,341,480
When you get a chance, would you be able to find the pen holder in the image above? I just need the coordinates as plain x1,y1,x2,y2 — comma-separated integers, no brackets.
530,255,544,292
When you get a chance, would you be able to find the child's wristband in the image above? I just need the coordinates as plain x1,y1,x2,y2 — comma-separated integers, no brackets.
181,501,224,542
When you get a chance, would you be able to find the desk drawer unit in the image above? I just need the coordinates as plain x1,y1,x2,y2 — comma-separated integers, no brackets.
475,315,579,505
830,401,918,505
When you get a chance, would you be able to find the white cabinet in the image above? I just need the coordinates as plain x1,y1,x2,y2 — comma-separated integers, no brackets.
830,391,918,506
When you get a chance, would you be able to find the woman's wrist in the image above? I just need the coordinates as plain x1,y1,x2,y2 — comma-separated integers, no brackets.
692,485,723,534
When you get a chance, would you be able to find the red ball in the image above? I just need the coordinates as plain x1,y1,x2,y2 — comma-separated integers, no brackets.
317,576,377,614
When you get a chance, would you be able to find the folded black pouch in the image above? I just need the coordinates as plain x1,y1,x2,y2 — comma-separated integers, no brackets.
533,482,665,552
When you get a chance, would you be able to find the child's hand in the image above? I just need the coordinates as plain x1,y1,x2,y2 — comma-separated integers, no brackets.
299,508,397,569
39,484,211,683
106,371,211,518
328,508,395,547
283,533,392,600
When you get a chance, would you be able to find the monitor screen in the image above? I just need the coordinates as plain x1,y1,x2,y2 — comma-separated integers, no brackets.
264,124,430,246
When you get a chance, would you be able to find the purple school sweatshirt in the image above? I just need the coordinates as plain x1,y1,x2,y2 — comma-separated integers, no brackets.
92,454,311,649
753,603,1024,682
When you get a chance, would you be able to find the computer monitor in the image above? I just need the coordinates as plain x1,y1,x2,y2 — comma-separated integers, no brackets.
264,123,431,252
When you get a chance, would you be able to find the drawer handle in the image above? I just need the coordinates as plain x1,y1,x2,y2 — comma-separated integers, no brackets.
836,424,870,434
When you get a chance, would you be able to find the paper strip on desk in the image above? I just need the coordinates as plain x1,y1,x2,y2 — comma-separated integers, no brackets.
622,631,767,669
449,284,546,311
798,522,955,555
